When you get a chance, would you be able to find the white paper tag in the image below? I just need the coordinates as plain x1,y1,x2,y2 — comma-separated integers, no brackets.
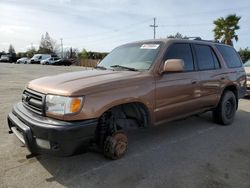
140,44,160,49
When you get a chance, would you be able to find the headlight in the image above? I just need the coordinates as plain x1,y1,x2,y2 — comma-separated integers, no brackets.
45,95,84,115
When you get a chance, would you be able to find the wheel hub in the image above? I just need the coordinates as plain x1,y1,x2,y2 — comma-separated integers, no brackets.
225,98,234,118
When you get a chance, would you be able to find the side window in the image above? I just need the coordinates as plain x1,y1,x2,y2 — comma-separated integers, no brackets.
165,43,194,71
194,44,219,70
211,50,220,69
216,45,242,68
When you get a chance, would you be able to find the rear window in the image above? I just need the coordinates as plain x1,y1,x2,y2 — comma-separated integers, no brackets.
216,45,242,68
194,44,220,70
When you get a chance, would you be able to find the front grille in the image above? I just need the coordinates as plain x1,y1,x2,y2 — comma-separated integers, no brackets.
22,89,45,115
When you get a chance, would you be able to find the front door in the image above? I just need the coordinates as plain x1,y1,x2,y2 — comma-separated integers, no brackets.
155,43,201,124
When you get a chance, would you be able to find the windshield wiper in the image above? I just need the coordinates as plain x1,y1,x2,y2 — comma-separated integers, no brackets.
110,65,138,71
95,65,107,70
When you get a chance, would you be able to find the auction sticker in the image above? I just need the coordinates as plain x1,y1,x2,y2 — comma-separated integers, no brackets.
140,44,160,49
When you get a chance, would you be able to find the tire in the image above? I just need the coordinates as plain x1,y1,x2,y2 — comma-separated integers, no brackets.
213,90,237,125
103,131,128,160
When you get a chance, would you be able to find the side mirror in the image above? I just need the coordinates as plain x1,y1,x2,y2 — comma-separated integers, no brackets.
162,59,184,73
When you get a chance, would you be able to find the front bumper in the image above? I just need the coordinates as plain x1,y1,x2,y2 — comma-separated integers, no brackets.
8,102,98,156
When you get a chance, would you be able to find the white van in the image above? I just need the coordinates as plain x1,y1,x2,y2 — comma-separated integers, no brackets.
30,54,51,64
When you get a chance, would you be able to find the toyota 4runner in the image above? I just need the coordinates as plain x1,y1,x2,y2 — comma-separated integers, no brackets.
8,38,247,159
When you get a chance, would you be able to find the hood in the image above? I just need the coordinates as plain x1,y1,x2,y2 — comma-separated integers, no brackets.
27,70,148,96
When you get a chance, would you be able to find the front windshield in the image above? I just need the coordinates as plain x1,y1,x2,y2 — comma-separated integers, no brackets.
98,43,162,70
244,60,250,67
33,55,40,59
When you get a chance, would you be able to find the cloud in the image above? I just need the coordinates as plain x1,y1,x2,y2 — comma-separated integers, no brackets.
0,0,249,52
0,25,31,34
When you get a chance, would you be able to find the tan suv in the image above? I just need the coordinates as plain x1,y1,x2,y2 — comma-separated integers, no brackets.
8,39,247,159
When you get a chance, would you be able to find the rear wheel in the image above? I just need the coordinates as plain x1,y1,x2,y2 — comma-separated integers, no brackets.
213,91,237,125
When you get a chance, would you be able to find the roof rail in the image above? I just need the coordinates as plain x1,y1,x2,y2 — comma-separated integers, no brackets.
185,37,202,40
185,37,221,43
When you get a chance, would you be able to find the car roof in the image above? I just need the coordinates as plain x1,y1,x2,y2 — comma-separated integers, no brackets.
124,38,232,48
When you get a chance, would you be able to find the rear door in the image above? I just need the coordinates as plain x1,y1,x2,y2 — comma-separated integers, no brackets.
193,44,222,107
155,43,201,124
216,45,246,98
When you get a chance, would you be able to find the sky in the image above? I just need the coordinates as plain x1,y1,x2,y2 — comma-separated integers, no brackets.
0,0,250,53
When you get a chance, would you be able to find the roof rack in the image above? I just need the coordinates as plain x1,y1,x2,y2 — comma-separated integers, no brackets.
185,37,202,40
185,37,221,43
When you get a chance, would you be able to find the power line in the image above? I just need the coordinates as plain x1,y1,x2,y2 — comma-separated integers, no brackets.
160,23,211,27
63,18,152,40
159,6,250,19
150,17,158,39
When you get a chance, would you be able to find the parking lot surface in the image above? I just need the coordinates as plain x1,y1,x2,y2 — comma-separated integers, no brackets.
1,63,250,188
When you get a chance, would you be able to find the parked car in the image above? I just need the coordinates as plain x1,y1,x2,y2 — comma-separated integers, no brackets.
30,54,51,64
41,57,61,65
0,54,10,62
244,60,250,95
8,38,246,159
16,57,30,64
52,58,72,66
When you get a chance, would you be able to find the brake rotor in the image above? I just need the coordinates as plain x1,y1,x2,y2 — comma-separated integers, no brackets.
104,131,128,160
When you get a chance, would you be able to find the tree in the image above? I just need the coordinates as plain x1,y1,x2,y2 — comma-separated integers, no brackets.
167,32,187,39
8,44,15,54
78,48,88,59
17,52,27,59
26,46,37,58
8,44,16,61
213,14,241,46
38,32,57,54
65,47,78,59
238,47,250,63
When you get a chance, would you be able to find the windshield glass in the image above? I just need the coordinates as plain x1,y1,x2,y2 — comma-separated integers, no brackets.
33,55,41,59
98,43,162,70
244,60,250,67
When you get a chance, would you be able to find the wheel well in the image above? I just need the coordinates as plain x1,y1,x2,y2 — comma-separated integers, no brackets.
223,85,238,108
103,102,150,129
95,102,150,147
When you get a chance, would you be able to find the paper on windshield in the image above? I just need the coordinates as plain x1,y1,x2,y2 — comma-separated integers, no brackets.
140,44,160,49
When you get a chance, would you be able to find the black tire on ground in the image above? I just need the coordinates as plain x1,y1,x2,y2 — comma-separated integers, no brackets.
103,131,128,160
213,90,237,125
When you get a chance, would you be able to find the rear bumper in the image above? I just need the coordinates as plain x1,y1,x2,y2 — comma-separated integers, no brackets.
8,102,98,156
246,89,250,96
245,81,250,96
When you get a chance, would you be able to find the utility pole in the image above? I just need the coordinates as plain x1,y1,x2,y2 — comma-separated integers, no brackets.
60,38,63,58
150,17,158,39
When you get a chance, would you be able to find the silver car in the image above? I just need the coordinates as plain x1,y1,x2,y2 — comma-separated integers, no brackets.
16,57,30,64
41,57,61,65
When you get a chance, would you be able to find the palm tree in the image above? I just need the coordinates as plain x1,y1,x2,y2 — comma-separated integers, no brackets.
213,14,241,46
